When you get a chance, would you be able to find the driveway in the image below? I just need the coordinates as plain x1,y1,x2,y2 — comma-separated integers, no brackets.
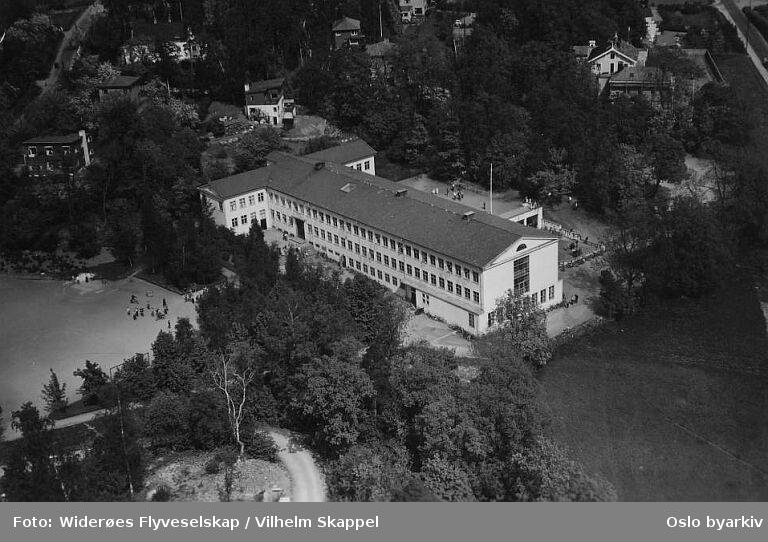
269,430,326,502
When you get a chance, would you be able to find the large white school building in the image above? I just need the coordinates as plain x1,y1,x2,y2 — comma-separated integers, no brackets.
198,152,562,335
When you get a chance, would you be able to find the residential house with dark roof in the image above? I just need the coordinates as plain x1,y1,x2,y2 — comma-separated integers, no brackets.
366,39,397,78
305,139,377,175
244,78,295,128
606,66,669,101
198,152,562,335
332,17,363,50
22,130,92,177
400,0,430,23
121,20,202,65
586,40,648,92
97,75,143,102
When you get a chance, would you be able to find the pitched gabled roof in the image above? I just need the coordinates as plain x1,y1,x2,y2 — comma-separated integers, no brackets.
609,66,664,85
22,133,83,145
245,77,285,94
97,75,142,89
333,17,361,32
305,139,377,165
200,153,554,268
588,42,640,63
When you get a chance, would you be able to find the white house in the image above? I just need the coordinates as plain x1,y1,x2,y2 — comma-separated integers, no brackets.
198,152,562,335
305,139,377,176
585,41,648,93
244,78,295,128
400,0,430,23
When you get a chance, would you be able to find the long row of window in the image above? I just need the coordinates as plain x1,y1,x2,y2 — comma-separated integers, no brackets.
231,209,267,228
270,191,481,284
229,192,265,212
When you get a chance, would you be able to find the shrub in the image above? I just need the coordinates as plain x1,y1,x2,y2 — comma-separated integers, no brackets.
151,485,173,501
186,390,231,450
245,430,279,462
204,457,220,475
213,446,239,467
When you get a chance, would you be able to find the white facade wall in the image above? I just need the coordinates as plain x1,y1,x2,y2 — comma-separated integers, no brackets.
590,50,636,76
479,239,562,333
204,189,270,235
344,155,376,176
246,95,286,126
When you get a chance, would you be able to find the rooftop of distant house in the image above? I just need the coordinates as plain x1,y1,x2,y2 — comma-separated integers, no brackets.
305,139,377,165
588,40,640,62
656,30,686,47
199,152,554,268
609,65,664,84
22,133,83,145
333,17,361,32
245,78,286,94
97,75,142,89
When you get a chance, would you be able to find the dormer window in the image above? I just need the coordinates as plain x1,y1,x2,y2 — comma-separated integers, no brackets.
45,146,54,156
27,146,37,157
62,146,70,155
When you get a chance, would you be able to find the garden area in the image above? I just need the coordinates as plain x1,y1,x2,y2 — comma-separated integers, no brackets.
540,275,768,500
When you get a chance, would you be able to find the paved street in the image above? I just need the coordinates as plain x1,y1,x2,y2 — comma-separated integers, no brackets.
717,0,768,86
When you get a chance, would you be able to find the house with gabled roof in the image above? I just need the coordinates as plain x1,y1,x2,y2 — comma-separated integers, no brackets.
198,152,562,335
305,138,377,175
332,17,363,50
244,77,295,128
586,40,648,93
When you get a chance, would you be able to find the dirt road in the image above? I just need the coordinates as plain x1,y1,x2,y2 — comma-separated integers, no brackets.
269,430,326,502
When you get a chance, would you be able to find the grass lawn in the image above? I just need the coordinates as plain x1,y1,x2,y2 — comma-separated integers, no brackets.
539,276,768,501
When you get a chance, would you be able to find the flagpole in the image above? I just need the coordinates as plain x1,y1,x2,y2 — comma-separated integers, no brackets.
489,163,493,214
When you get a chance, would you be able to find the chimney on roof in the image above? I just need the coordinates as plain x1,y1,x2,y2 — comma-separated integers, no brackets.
395,188,407,197
462,211,475,221
589,39,596,48
314,162,325,170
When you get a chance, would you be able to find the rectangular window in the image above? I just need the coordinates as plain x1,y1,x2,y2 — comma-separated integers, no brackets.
377,270,382,279
230,201,237,212
356,262,361,270
363,264,368,273
383,237,389,248
239,198,246,208
355,244,360,254
332,217,338,227
314,227,319,236
346,223,351,232
250,212,256,222
28,146,37,157
413,249,420,260
370,267,375,277
456,285,462,296
468,313,475,328
514,256,530,296
431,274,437,286
45,146,53,156
356,163,362,170
439,278,445,289
376,252,382,262
472,271,480,283
438,258,444,270
375,234,381,244
391,258,397,269
531,292,538,304
362,247,367,257
271,209,275,219
422,270,428,282
407,264,412,275
464,268,470,280
406,246,412,257
313,209,318,219
334,235,339,244
398,242,404,254
364,160,370,170
62,145,70,155
540,289,546,303
447,262,453,273
447,281,454,293
455,264,462,276
368,231,373,241
360,228,366,237
385,274,390,283
248,195,255,205
414,269,420,279
269,193,274,201
258,193,264,202
354,226,359,235
392,277,398,286
384,255,390,265
399,261,405,272
241,215,248,224
473,291,479,303
549,285,555,300
321,230,326,240
231,218,238,227
465,289,471,300
430,255,436,266
488,312,495,328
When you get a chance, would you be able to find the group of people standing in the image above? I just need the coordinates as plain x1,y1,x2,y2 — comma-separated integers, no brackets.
127,293,171,328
